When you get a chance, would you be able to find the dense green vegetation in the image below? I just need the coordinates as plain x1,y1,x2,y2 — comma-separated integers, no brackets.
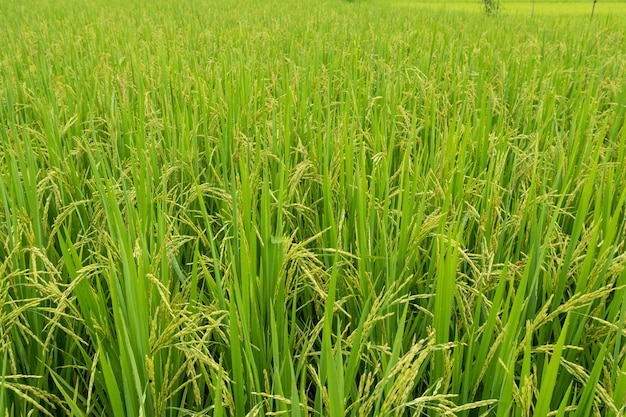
1,0,625,415
384,0,626,15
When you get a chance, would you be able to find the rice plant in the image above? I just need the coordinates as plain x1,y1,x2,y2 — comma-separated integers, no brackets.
1,0,625,416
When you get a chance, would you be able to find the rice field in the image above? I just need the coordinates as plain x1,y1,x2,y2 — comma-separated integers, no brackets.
1,0,625,415
398,1,626,15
